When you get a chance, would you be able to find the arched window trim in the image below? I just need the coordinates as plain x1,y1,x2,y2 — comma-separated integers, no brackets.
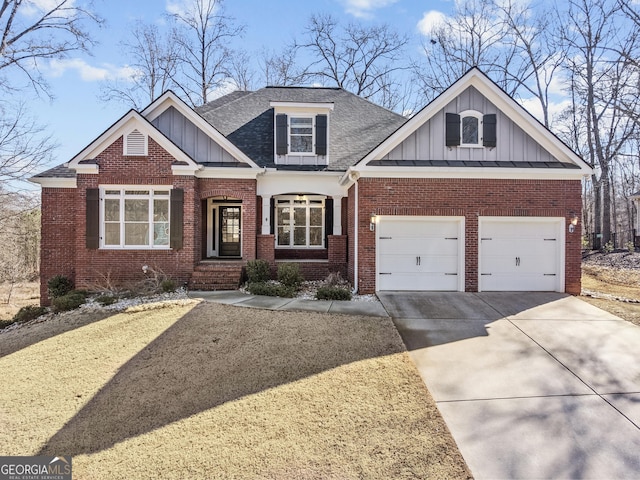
459,110,483,147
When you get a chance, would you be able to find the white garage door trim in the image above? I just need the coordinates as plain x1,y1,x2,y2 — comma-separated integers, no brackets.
478,216,565,292
376,216,465,292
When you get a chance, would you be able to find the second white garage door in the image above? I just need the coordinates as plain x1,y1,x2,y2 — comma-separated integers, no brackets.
479,217,564,292
376,216,464,291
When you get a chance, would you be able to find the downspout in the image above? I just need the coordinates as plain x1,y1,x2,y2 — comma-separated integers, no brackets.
349,171,360,294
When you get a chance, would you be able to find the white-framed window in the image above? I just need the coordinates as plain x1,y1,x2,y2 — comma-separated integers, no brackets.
276,196,324,248
101,187,171,248
460,110,483,147
289,116,314,154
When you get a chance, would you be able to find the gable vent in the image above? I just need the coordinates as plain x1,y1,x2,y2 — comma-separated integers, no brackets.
124,129,147,156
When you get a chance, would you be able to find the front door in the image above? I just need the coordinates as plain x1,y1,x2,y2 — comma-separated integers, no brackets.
219,206,241,257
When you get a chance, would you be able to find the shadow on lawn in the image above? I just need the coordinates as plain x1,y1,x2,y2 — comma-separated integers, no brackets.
38,302,403,457
0,310,115,359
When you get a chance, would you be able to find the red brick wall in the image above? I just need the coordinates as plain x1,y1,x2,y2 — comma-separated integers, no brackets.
198,178,257,260
328,235,348,277
354,177,582,295
40,188,78,304
257,234,275,264
39,136,259,304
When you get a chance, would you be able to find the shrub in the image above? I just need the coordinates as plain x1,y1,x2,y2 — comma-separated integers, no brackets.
160,279,177,293
316,286,352,301
602,240,615,253
277,263,303,288
13,305,48,323
95,295,117,306
246,259,271,283
47,275,74,299
51,292,86,312
323,272,348,288
0,319,15,330
626,241,636,253
247,282,296,298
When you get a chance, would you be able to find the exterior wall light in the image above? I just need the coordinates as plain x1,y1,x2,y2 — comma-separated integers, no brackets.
142,264,149,274
569,213,579,234
370,213,377,231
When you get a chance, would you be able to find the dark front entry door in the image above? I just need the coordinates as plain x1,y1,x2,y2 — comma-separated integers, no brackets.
219,206,241,257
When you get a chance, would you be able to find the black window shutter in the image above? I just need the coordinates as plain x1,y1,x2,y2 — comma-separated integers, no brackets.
483,114,497,148
315,114,327,156
86,188,99,249
325,198,334,239
270,198,275,235
276,114,288,155
445,113,461,146
170,188,184,250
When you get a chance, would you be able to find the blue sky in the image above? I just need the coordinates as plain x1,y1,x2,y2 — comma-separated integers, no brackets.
17,0,454,176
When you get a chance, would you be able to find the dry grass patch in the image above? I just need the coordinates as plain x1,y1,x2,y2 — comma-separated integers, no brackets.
0,281,40,321
581,264,640,326
0,301,470,479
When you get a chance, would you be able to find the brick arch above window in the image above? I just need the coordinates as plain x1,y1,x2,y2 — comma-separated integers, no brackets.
199,189,253,201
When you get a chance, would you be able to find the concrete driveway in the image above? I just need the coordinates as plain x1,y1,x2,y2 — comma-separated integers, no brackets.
379,292,640,480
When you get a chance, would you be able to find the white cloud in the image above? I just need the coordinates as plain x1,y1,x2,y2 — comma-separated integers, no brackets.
520,96,571,125
417,10,447,35
47,59,137,82
166,0,219,18
340,0,398,18
21,0,77,18
207,78,240,100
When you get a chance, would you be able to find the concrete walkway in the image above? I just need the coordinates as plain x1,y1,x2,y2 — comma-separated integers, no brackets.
379,292,640,480
188,290,389,317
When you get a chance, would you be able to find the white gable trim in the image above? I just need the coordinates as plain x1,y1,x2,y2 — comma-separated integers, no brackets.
359,68,592,175
142,91,260,169
67,110,200,172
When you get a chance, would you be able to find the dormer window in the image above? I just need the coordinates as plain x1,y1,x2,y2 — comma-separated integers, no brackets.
124,129,148,156
272,101,333,165
446,111,497,148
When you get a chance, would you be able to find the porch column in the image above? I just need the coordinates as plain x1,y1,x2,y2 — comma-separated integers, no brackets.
261,195,271,235
333,196,343,235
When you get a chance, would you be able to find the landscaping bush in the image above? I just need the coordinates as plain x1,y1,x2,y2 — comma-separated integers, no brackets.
246,259,271,283
95,294,117,306
316,286,352,301
47,275,74,299
160,279,177,293
246,281,296,298
277,263,303,288
51,292,86,312
12,305,48,323
323,271,347,288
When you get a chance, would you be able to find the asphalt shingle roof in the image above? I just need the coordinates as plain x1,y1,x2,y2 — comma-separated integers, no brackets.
197,86,408,171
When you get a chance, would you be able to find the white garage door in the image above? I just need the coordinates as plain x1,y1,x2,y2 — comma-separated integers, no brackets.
377,216,464,291
479,217,564,292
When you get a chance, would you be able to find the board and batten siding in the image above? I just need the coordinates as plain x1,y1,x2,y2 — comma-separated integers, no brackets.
152,106,240,164
384,86,559,164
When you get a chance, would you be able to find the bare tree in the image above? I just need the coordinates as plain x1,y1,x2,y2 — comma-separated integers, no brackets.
296,13,410,109
0,0,102,96
560,0,639,246
0,102,55,188
497,0,566,127
228,49,257,91
414,0,516,100
100,22,179,109
260,46,311,86
169,0,244,106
